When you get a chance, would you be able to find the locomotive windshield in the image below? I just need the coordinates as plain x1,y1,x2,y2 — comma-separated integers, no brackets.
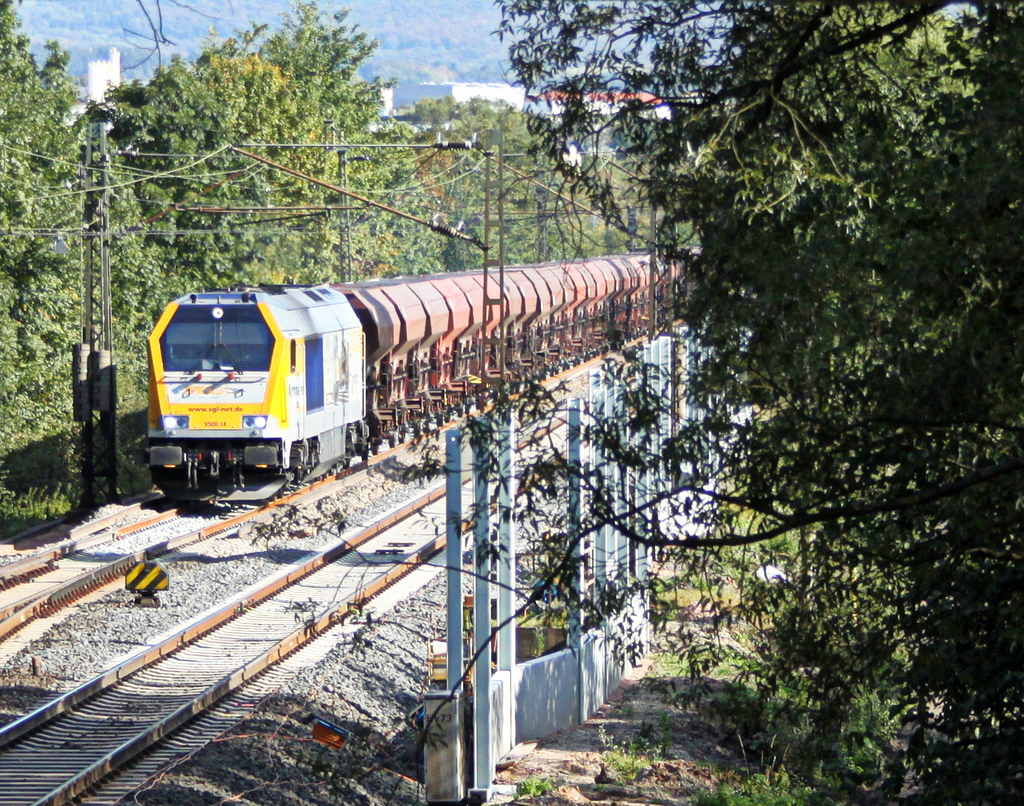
160,304,274,372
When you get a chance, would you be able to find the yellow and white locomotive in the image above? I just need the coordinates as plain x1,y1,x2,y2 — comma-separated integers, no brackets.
146,285,365,500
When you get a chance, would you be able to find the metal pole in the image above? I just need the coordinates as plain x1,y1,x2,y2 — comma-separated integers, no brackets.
481,129,506,381
497,132,507,377
339,147,352,283
482,144,491,377
446,429,464,692
78,121,119,508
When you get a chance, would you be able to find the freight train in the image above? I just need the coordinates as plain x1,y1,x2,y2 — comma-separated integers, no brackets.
146,255,653,500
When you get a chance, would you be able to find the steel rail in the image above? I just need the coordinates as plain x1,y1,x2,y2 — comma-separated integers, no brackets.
0,425,423,647
0,495,165,556
0,481,450,806
0,507,178,589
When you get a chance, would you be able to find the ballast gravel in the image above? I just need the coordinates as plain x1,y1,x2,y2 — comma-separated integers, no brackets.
123,577,451,806
0,455,444,727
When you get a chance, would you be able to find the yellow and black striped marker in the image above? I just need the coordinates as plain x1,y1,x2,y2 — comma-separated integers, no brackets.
125,561,169,592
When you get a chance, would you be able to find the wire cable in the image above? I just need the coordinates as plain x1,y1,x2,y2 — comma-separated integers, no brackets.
18,144,235,205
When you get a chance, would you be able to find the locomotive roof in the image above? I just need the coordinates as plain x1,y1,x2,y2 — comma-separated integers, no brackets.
174,286,359,336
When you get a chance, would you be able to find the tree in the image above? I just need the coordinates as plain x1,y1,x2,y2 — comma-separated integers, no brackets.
0,0,81,526
99,1,385,290
499,3,1024,802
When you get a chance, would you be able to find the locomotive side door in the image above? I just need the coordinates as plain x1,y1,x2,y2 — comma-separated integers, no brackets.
289,338,305,441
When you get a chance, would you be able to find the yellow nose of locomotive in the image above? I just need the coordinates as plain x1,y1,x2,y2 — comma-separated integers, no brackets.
146,295,285,500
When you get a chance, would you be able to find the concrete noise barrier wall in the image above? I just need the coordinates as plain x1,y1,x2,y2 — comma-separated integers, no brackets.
513,629,626,745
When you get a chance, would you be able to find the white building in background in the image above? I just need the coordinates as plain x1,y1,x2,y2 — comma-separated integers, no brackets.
87,48,121,103
448,82,525,108
391,82,526,113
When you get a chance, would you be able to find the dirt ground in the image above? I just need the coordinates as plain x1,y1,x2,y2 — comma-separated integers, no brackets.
494,648,751,806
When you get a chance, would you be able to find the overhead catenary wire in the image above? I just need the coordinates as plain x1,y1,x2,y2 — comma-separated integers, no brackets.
4,138,627,247
231,146,487,250
17,144,236,206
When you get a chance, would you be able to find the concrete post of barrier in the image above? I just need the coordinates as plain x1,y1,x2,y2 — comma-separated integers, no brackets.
589,369,608,590
612,371,627,591
497,412,517,746
445,429,464,692
606,368,622,671
472,419,493,799
567,400,584,724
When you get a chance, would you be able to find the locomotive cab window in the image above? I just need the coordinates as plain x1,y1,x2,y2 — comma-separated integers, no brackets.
160,305,273,372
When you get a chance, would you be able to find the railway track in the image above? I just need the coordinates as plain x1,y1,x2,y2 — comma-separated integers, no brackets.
0,479,463,806
0,353,590,653
0,357,591,805
0,446,415,652
0,509,232,649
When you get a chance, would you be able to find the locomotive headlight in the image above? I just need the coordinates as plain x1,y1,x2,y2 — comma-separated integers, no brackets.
243,415,269,430
162,415,189,430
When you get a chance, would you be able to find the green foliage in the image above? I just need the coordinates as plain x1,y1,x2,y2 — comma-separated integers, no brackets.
0,484,73,539
100,1,384,287
601,748,650,784
697,770,814,806
515,776,555,798
501,3,1024,803
597,725,656,782
0,0,81,516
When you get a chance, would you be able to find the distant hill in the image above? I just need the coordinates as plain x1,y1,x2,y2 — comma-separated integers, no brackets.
16,0,510,87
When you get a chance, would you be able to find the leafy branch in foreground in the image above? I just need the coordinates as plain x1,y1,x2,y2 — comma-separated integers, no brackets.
499,3,1024,802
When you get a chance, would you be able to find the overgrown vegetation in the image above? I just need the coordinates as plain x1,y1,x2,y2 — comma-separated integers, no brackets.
696,771,814,806
516,776,555,798
498,4,1024,803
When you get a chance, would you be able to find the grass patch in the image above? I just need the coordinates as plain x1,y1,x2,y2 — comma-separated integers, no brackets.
696,770,814,806
515,776,555,798
603,747,651,783
0,488,70,539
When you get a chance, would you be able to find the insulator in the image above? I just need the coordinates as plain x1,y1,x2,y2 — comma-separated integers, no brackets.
92,349,113,412
72,343,91,422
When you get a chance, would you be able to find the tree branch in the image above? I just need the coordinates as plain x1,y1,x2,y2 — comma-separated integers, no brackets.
585,455,1024,550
